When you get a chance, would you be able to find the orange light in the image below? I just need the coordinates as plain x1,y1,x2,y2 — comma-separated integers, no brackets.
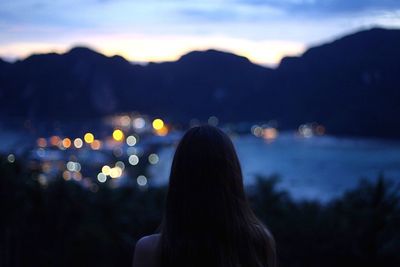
263,128,278,140
37,138,47,148
63,170,71,181
155,125,169,136
90,140,102,150
72,171,82,181
50,136,61,146
62,138,72,148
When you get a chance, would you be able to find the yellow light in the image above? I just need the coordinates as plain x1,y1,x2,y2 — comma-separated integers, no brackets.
110,166,123,178
155,125,169,136
102,165,111,176
84,133,94,144
112,129,124,142
152,119,164,130
62,138,71,148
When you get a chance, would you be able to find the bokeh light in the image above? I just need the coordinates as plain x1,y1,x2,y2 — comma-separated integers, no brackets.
74,138,83,148
148,153,159,165
90,140,102,150
97,173,107,183
62,138,72,148
133,117,145,129
37,138,47,148
62,170,72,181
84,133,94,144
126,135,137,146
50,136,61,146
115,161,125,170
102,165,111,176
129,155,139,165
120,115,131,127
110,166,123,178
137,175,147,186
263,128,278,140
7,154,15,163
155,125,169,136
112,129,124,142
152,119,164,130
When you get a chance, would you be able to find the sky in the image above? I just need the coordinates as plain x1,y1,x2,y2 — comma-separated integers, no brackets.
0,0,399,66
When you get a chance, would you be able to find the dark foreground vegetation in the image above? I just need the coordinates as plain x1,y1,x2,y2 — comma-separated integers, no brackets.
1,155,399,267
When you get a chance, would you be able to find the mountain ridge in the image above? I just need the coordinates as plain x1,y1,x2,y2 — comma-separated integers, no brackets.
0,27,399,138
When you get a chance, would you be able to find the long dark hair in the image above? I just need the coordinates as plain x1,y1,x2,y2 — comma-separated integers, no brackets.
160,125,276,267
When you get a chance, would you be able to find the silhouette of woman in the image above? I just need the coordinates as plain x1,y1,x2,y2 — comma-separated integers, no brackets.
133,125,276,267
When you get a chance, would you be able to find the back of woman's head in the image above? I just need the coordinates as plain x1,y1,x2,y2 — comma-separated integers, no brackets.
161,125,276,267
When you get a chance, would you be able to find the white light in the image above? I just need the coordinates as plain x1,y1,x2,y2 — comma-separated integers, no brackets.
137,175,147,186
75,162,81,172
126,135,137,146
66,161,75,171
148,153,159,165
74,138,83,148
251,125,263,137
115,161,125,170
133,117,145,129
129,155,139,165
7,154,15,163
67,161,80,172
38,174,47,186
97,173,107,183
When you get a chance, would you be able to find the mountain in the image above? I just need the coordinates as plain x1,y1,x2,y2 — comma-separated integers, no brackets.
0,28,399,138
276,28,400,136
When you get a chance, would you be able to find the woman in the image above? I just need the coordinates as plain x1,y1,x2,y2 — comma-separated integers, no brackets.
133,125,276,267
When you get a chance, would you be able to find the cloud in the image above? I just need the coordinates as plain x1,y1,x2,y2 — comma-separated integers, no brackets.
178,8,238,22
176,2,284,24
238,0,400,15
0,0,399,65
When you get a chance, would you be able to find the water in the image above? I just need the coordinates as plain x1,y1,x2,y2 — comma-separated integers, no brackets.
2,129,400,202
149,133,400,201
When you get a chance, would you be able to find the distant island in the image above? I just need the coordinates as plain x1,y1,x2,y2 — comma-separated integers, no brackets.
0,28,399,138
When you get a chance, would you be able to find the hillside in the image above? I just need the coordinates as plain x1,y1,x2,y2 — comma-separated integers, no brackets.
0,28,399,138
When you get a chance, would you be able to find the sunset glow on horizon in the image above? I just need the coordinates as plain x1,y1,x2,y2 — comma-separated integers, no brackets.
0,34,306,67
1,0,399,66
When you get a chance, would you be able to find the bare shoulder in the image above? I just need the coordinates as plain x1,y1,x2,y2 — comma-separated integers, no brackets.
136,234,161,250
132,234,161,267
